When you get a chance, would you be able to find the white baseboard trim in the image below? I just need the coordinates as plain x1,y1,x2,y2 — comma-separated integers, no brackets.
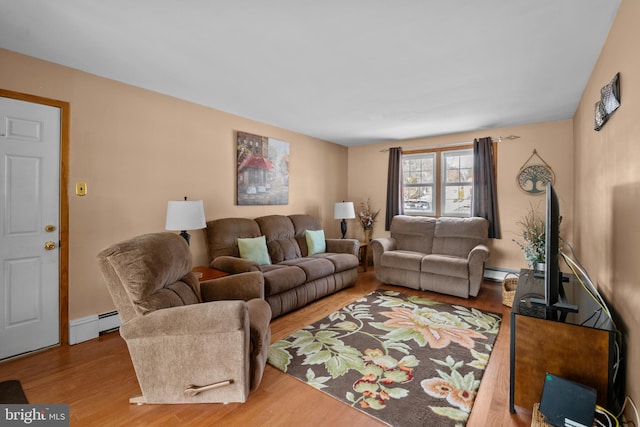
69,311,121,345
68,314,99,345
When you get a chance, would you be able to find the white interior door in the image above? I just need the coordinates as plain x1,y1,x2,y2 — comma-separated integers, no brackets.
0,96,60,360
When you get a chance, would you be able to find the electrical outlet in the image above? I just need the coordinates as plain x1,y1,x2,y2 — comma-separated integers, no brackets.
76,182,87,196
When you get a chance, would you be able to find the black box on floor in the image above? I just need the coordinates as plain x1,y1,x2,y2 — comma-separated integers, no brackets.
539,373,597,427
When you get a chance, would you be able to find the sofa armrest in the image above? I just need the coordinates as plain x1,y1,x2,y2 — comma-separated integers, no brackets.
370,237,397,267
325,238,359,256
370,237,397,254
211,255,261,274
200,271,265,302
120,300,248,339
468,244,490,297
468,244,490,265
247,298,272,353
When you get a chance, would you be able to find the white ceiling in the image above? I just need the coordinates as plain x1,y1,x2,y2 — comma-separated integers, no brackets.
0,0,621,146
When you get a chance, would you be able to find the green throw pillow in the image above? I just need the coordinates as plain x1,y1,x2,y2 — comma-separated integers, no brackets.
305,229,326,256
237,236,271,265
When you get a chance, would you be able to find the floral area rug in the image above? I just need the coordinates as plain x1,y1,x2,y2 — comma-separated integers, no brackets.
267,290,502,427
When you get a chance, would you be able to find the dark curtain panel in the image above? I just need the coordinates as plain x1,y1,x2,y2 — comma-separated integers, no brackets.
385,147,403,231
473,137,501,238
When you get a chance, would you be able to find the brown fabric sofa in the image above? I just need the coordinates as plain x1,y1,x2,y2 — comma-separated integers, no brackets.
97,232,271,404
205,214,359,318
371,215,490,298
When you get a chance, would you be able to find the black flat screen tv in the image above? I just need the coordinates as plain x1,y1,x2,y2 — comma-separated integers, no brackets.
532,183,578,321
545,182,561,307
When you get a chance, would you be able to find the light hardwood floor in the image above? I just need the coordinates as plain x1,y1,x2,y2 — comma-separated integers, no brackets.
0,270,534,426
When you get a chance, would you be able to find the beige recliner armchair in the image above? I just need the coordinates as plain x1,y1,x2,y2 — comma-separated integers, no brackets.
97,232,271,404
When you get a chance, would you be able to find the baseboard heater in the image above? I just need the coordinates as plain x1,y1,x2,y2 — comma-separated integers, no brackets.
69,311,121,345
484,267,519,282
98,311,121,335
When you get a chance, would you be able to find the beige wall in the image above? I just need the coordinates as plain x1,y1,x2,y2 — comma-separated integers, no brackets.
347,119,575,271
573,0,640,408
0,48,349,320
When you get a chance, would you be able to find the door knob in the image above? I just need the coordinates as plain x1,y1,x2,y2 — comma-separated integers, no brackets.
44,241,56,250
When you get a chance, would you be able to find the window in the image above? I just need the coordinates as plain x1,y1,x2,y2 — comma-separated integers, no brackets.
402,152,435,216
402,147,473,217
442,149,473,216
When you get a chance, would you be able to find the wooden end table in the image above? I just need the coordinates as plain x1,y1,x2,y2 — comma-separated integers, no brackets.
359,241,369,272
192,266,229,281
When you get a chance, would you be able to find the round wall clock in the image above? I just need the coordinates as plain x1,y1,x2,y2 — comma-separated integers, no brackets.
516,150,555,195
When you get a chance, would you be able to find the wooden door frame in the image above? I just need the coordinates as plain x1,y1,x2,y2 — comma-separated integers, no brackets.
0,88,70,346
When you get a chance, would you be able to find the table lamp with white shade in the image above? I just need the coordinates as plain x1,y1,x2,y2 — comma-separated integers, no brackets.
165,197,206,245
334,201,355,239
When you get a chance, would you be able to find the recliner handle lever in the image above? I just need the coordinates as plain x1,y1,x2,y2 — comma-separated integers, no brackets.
184,380,233,397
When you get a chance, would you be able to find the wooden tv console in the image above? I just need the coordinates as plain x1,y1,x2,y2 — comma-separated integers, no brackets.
509,269,617,413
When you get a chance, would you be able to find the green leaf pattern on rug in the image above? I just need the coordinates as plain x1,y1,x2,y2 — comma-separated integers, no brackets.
267,339,293,372
305,368,331,390
452,305,501,335
288,328,365,378
267,290,502,426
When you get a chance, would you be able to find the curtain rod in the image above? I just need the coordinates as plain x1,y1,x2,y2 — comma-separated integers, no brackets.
378,135,519,152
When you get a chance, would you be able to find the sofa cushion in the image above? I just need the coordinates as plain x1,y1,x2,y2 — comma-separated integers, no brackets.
379,250,424,271
305,229,326,255
256,215,301,263
280,257,335,282
313,252,359,272
289,214,322,256
262,266,307,296
325,239,359,257
390,215,436,254
238,236,271,265
432,217,488,258
206,218,261,259
421,254,469,279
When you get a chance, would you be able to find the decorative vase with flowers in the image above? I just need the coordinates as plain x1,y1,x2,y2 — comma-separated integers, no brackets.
358,199,380,242
513,203,546,270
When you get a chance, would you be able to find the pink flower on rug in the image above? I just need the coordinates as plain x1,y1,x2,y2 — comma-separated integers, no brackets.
380,307,488,349
421,379,453,397
421,378,476,412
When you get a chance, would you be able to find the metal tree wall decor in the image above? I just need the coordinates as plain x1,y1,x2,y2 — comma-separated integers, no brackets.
516,149,555,195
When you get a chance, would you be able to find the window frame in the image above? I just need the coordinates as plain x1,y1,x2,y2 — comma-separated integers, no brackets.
402,144,474,218
440,148,474,217
402,151,436,216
